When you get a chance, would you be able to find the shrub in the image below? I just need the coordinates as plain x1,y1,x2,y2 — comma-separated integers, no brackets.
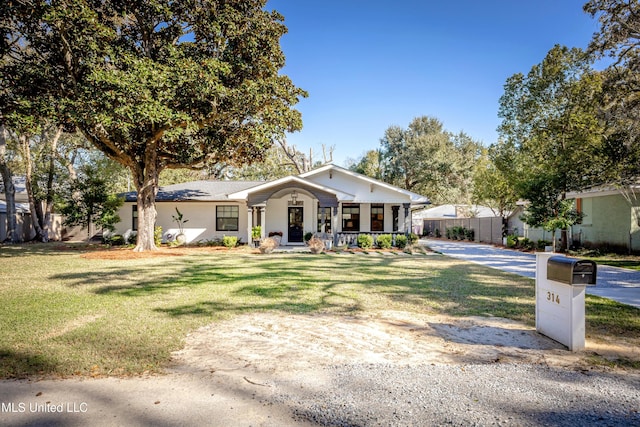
108,234,126,246
537,240,551,250
222,235,238,248
408,232,419,245
304,232,313,242
506,234,518,248
376,234,392,249
308,237,325,254
127,232,137,245
259,237,278,254
154,226,163,246
434,228,441,238
464,228,475,241
395,234,408,249
445,228,453,239
357,234,373,249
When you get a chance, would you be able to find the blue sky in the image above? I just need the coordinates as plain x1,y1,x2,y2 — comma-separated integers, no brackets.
265,0,602,166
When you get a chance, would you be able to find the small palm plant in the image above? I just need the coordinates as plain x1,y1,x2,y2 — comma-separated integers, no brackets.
172,207,189,244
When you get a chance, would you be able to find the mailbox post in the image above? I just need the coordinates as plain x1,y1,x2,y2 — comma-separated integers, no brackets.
535,253,597,351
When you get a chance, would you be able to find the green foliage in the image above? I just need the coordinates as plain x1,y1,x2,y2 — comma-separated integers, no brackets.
154,226,163,247
357,234,374,249
251,226,262,240
172,208,188,234
472,147,518,218
446,226,472,241
408,233,419,245
498,45,604,250
585,1,640,186
395,234,408,249
106,234,126,246
376,234,392,249
506,235,517,248
60,165,123,235
2,1,307,250
348,150,383,179
127,232,137,245
304,232,313,242
222,236,238,248
378,116,481,204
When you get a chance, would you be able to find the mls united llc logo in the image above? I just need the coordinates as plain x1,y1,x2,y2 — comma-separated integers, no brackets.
2,401,88,413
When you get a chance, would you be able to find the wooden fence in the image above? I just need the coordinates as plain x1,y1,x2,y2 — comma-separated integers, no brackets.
422,217,505,245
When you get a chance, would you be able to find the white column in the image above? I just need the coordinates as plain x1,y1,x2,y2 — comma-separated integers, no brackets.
260,207,266,239
247,207,253,245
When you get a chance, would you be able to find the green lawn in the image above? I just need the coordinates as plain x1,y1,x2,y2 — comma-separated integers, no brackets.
1,244,638,378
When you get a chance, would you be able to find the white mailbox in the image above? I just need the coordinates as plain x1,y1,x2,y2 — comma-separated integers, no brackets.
535,253,596,351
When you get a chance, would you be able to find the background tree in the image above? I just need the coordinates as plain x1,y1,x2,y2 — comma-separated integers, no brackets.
60,164,123,241
472,146,518,220
3,0,306,251
585,0,640,229
347,149,383,180
498,45,604,250
379,116,481,204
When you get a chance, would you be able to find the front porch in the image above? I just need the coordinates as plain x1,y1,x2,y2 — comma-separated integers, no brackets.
244,186,413,247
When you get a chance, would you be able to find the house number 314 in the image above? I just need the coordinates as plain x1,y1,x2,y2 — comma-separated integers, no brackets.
547,292,560,304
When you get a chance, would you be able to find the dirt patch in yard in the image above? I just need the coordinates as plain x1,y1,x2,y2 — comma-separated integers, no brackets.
170,310,624,382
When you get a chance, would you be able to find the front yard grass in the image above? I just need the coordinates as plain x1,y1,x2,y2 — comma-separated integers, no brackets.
1,244,638,378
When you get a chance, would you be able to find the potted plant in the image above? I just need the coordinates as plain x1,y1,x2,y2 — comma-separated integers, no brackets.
251,226,262,247
172,207,188,245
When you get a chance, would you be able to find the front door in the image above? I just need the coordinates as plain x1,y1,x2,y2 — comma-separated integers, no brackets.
288,206,304,243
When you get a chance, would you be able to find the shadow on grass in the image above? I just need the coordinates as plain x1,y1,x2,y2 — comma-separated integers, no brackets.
50,253,538,321
0,348,59,379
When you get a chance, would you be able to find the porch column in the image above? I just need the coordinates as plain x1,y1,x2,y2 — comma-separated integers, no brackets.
247,207,253,245
403,203,411,235
332,206,339,246
260,207,266,238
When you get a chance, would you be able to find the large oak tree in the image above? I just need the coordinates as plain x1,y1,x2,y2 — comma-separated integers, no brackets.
1,0,305,250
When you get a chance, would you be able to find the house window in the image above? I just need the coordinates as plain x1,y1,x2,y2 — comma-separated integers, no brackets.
342,204,360,231
317,206,332,233
216,205,239,231
132,205,138,231
371,204,384,231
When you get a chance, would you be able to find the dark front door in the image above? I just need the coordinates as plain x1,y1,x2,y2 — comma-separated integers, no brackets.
288,206,304,243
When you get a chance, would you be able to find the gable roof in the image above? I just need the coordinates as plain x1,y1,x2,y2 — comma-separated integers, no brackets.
120,164,430,205
227,175,354,204
300,164,430,204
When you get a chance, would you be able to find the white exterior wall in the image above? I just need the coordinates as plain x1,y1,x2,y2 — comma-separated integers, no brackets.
115,201,248,244
264,192,316,244
305,169,411,205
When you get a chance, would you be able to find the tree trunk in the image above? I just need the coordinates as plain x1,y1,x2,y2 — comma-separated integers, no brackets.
133,144,160,251
43,126,63,241
0,124,19,242
20,135,47,242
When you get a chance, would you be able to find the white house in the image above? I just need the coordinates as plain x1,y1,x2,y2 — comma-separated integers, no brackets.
114,164,430,246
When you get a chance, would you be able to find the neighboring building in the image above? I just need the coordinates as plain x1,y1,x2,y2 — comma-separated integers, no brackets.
114,164,430,246
569,186,640,253
509,186,640,253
